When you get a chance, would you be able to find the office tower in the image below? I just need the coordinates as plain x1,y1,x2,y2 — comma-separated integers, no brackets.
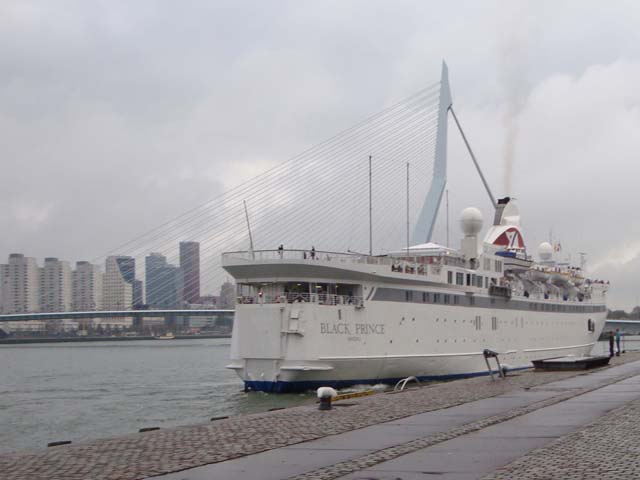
1,254,41,314
0,264,8,314
219,281,236,309
40,257,72,312
72,261,103,311
179,241,200,304
145,252,182,309
103,256,133,310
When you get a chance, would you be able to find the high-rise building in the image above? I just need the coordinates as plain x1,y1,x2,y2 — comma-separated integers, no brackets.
0,264,8,314
103,256,133,310
219,281,236,309
72,261,103,311
1,254,41,314
145,253,182,309
113,256,144,307
39,257,72,312
179,241,200,304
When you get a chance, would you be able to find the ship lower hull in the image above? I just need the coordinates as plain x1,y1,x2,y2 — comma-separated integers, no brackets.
228,296,604,393
243,366,534,393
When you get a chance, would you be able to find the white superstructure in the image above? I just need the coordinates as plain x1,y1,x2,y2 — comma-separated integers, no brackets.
222,198,607,392
221,65,607,392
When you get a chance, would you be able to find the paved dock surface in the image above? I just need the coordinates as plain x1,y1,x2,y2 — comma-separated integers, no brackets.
2,354,640,480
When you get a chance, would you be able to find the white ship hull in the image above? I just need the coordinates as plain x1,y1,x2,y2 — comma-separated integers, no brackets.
227,283,606,392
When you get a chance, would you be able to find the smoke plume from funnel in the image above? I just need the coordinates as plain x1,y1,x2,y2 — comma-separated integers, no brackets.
498,12,532,197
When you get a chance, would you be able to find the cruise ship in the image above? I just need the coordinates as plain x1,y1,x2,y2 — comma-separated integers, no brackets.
222,65,608,393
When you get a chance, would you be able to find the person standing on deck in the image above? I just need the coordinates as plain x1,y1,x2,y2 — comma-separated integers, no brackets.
615,329,622,356
608,331,615,358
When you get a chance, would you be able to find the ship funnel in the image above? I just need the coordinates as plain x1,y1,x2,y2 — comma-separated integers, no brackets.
493,197,520,227
460,207,483,260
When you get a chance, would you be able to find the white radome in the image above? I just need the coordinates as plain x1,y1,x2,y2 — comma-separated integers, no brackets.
460,207,483,236
539,242,553,261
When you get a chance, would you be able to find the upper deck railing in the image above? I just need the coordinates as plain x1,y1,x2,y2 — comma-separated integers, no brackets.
223,249,393,265
222,249,462,271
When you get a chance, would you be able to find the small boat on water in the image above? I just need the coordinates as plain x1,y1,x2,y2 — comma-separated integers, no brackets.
157,332,176,340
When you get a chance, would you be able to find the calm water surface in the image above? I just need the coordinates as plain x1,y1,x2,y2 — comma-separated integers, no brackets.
0,339,313,454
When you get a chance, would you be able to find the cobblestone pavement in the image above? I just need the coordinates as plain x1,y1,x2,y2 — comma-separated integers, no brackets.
288,359,640,480
482,398,640,479
2,354,638,480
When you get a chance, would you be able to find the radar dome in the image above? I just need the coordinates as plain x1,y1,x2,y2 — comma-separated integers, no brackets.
538,242,553,261
460,207,483,236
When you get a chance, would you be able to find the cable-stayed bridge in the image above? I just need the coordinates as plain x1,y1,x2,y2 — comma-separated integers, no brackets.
1,63,482,327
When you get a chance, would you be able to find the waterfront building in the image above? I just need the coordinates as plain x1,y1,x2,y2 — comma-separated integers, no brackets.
90,318,133,331
219,281,235,308
103,256,133,310
179,241,200,304
39,257,72,312
0,254,41,314
145,252,182,308
3,320,47,335
0,264,8,314
72,261,103,311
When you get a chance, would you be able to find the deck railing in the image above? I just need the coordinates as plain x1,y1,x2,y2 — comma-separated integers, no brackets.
222,249,448,277
236,292,364,306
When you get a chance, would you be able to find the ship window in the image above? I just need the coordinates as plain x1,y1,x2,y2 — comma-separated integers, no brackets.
475,315,481,330
444,294,450,304
466,274,471,286
587,318,594,332
456,272,464,285
447,271,453,284
454,295,460,305
484,277,489,288
405,290,413,302
468,295,475,305
495,260,502,272
491,316,497,330
483,258,491,270
434,293,441,303
422,292,427,302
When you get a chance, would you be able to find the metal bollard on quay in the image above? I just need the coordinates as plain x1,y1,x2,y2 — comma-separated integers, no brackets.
317,387,337,410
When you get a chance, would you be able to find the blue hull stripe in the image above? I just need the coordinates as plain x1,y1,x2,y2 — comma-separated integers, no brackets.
244,366,531,393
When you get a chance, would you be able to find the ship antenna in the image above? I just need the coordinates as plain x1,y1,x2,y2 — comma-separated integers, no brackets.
243,200,255,260
446,189,450,248
369,155,373,256
406,161,410,254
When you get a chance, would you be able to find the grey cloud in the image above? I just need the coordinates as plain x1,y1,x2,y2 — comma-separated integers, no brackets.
1,0,639,306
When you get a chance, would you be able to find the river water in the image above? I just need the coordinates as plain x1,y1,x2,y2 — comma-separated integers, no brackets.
3,337,639,454
0,338,313,454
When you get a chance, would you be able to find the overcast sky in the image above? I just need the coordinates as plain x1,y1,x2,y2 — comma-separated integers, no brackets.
1,1,640,308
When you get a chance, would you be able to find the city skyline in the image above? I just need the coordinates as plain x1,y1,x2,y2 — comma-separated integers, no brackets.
0,240,234,314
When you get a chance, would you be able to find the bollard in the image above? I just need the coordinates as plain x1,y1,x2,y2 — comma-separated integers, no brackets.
210,415,229,422
317,387,337,410
138,427,160,433
48,440,72,447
